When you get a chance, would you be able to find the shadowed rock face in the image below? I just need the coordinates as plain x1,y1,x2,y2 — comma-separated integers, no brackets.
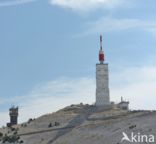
1,104,156,144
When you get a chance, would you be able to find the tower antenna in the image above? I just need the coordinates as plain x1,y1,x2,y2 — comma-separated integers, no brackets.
99,35,104,63
100,35,102,50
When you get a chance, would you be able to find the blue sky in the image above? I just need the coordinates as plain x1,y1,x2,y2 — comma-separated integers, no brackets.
0,0,156,126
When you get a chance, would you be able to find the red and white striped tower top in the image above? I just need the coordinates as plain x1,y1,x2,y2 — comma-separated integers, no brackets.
99,35,105,64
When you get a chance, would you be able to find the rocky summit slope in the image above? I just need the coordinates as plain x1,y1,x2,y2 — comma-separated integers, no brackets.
0,104,156,144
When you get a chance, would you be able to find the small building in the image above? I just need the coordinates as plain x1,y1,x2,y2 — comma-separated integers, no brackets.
7,106,18,127
117,97,129,110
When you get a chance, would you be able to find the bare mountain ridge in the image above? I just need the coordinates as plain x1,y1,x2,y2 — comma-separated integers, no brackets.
0,104,156,144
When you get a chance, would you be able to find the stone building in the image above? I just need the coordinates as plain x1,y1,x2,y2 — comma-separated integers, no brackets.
7,106,18,127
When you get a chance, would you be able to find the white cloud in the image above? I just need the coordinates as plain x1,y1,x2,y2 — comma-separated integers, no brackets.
0,0,37,7
49,0,128,12
0,112,9,127
81,17,156,36
1,66,156,126
110,66,156,110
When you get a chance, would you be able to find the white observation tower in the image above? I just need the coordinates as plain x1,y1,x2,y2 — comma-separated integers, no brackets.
96,35,110,107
